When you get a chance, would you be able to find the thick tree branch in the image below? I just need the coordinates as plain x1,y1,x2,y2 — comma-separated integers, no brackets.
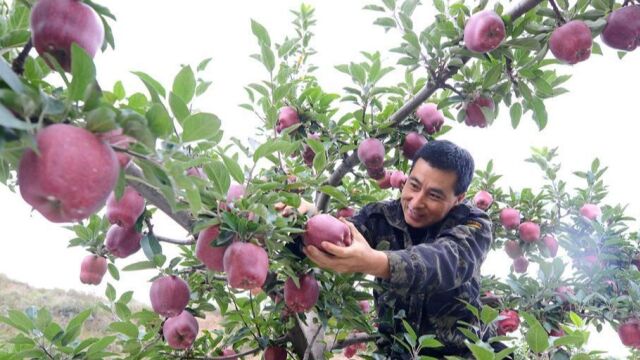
125,165,195,231
331,333,380,350
316,0,544,213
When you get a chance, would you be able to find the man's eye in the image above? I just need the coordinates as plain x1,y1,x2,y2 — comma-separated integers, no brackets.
411,183,420,190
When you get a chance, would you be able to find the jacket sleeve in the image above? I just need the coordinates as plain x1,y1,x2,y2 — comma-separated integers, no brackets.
383,210,492,294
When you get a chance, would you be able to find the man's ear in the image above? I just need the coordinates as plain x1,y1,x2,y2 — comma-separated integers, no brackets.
455,193,466,205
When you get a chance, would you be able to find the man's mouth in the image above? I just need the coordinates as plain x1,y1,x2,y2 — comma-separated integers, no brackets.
407,208,424,221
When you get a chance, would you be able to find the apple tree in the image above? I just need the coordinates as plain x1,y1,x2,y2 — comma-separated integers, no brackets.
0,0,640,359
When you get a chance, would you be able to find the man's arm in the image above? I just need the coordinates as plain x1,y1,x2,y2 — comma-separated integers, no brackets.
384,211,492,294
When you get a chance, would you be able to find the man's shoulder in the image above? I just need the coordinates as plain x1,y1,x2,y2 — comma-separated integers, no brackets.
444,200,492,231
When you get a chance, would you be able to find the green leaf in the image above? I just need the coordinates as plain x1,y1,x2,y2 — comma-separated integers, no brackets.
197,57,213,72
68,44,96,101
521,312,550,353
205,160,231,195
107,263,119,280
61,308,92,345
467,343,495,360
374,17,396,28
261,44,275,73
480,305,499,325
86,336,116,356
569,311,584,327
182,113,221,143
131,71,166,101
319,185,347,204
0,59,25,93
169,91,190,123
114,302,131,321
251,19,271,47
530,98,548,130
253,139,293,162
313,148,326,173
141,233,163,261
109,321,138,338
222,154,245,184
401,320,417,342
418,335,443,349
482,64,502,89
433,0,445,12
146,103,174,138
6,310,34,333
172,65,196,104
503,37,541,51
0,104,34,130
86,106,117,133
122,261,156,271
105,283,116,301
510,103,522,129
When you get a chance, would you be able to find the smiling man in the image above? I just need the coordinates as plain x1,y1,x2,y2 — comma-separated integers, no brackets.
304,140,496,358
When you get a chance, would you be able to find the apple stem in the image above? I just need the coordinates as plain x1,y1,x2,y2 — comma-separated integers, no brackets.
548,0,566,25
11,38,32,75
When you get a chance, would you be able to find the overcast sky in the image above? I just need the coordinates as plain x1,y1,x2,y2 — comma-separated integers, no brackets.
1,1,638,356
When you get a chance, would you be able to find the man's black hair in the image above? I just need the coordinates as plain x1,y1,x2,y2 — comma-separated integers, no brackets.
410,140,475,195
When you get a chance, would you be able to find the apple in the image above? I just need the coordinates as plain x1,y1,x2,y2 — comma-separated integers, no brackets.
18,124,119,223
366,166,386,180
519,221,540,243
97,128,134,169
618,319,640,348
416,103,444,134
504,240,523,259
542,235,558,257
580,203,601,221
105,224,142,258
30,0,105,71
276,106,300,133
163,310,198,350
357,138,385,170
221,348,238,359
513,256,529,273
473,190,493,210
79,254,107,285
402,132,427,160
358,300,371,313
223,242,269,290
496,310,520,335
549,20,592,64
464,96,494,128
195,225,228,272
336,207,355,218
106,186,145,228
150,275,191,317
376,170,392,189
304,214,352,249
549,328,565,337
186,167,207,179
555,286,574,303
601,5,640,51
302,132,320,167
464,10,506,53
390,170,407,189
500,208,520,230
284,273,320,313
264,346,287,360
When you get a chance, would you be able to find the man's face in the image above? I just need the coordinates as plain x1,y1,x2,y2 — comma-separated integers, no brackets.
400,159,465,228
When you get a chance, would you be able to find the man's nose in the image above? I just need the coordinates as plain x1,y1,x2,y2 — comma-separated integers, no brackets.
409,193,425,209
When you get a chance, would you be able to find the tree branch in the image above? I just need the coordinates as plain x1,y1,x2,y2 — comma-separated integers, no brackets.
315,0,545,213
155,234,196,246
331,333,380,350
12,38,32,75
548,0,566,24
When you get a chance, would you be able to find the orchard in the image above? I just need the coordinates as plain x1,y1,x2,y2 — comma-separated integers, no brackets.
1,0,640,359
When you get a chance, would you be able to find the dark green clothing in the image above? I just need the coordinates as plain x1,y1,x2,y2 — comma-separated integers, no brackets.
350,199,493,358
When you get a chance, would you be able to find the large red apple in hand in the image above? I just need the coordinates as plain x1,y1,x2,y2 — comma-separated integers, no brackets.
18,124,119,223
30,0,105,71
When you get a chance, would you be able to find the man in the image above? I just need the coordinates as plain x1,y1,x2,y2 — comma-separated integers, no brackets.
303,140,495,358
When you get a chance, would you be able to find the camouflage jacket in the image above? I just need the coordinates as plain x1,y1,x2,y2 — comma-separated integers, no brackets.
350,199,493,358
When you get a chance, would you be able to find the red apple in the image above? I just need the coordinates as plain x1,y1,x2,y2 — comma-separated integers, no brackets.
473,190,493,210
402,132,427,160
366,166,386,180
500,208,520,230
105,224,142,258
549,20,592,64
302,133,320,167
195,225,228,272
97,128,134,169
464,96,494,128
150,275,191,317
276,106,300,133
284,273,320,313
79,254,107,285
542,235,558,257
519,222,540,243
358,300,371,313
376,170,392,189
618,319,640,348
497,310,520,335
504,240,523,259
264,346,287,360
357,138,385,170
555,286,574,303
336,207,355,218
106,186,145,228
601,5,640,51
549,328,565,337
304,214,352,249
580,203,601,221
464,10,506,53
186,167,207,179
224,183,246,210
18,124,119,223
163,310,198,350
30,0,105,71
513,256,529,273
416,103,444,134
390,170,407,189
223,242,269,290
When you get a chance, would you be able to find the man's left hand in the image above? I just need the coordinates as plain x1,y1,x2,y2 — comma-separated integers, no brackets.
303,220,389,278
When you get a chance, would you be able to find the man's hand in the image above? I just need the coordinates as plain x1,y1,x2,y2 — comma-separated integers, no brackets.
303,220,390,279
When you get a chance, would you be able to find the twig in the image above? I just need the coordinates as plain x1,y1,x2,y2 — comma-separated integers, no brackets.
548,0,566,24
112,145,155,162
155,235,196,246
331,334,380,350
249,291,263,339
505,58,519,92
12,38,32,75
441,83,465,98
303,325,323,360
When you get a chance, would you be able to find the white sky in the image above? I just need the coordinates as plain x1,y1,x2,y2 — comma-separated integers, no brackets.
1,0,638,357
